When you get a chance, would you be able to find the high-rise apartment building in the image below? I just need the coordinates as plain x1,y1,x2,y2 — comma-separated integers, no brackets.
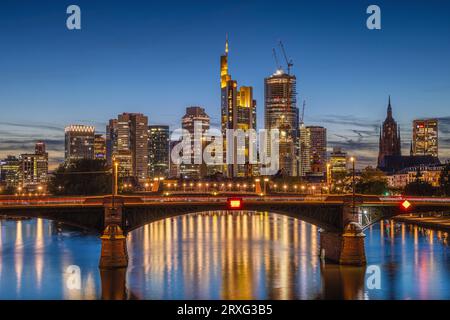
412,119,438,157
264,70,298,176
220,37,257,178
180,106,210,179
64,125,95,161
299,126,327,177
106,113,148,182
148,125,170,178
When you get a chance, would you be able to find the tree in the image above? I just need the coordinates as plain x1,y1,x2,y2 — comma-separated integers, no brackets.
404,181,435,196
48,159,112,195
354,166,388,195
439,163,450,196
404,167,437,196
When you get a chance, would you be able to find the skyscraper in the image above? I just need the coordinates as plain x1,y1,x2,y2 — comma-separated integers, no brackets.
220,37,257,178
412,119,438,157
299,126,327,177
378,96,401,168
64,125,95,161
264,69,298,176
180,106,210,179
148,125,170,179
106,113,148,182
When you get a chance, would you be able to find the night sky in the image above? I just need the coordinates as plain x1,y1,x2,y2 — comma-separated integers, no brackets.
1,0,450,168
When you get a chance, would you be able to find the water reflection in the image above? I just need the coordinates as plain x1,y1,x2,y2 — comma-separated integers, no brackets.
0,214,449,300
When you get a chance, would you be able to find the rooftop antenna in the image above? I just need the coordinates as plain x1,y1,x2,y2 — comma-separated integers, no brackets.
279,40,294,75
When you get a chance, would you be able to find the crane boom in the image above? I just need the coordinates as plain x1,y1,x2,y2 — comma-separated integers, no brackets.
279,41,294,75
300,100,306,125
272,48,281,71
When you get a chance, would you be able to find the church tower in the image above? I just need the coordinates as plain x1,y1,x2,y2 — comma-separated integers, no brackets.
377,96,401,167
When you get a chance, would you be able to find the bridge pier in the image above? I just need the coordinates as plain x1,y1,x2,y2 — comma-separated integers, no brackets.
99,196,128,269
320,197,366,266
320,224,366,266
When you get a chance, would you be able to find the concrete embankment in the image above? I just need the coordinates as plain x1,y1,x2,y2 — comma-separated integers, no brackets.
394,214,450,232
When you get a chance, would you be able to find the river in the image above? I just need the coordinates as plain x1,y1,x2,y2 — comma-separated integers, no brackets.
0,212,449,299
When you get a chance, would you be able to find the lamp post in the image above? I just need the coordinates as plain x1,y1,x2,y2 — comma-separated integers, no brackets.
326,163,332,192
264,178,269,195
350,156,356,215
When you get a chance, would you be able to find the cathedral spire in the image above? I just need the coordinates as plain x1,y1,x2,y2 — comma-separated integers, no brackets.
387,95,392,119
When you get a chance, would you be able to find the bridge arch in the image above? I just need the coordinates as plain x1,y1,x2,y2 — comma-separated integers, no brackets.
122,205,343,234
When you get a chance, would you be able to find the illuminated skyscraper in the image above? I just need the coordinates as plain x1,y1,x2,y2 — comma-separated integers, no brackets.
264,70,298,176
412,119,438,157
299,126,327,177
106,113,148,182
148,125,170,178
64,125,95,161
220,36,257,177
180,106,210,179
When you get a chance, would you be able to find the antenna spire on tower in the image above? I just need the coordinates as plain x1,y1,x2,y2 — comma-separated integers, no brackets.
225,33,229,54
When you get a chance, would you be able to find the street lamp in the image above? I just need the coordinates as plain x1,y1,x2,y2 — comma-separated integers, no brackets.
264,178,269,195
350,156,356,215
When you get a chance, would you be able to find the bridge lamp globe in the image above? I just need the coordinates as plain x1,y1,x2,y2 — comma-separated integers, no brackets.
264,178,269,182
255,178,260,182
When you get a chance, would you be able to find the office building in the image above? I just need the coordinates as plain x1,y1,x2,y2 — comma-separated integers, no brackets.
180,106,210,179
64,125,95,161
148,125,170,178
106,113,148,182
412,119,438,157
94,134,106,160
300,126,327,177
264,70,298,176
220,37,257,177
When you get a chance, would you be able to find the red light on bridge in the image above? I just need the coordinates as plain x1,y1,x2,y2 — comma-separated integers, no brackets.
227,198,243,210
401,200,411,210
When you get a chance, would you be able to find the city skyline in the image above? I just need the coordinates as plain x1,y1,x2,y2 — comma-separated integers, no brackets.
1,0,450,168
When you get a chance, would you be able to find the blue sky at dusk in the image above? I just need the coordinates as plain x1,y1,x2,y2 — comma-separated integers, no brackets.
1,0,450,168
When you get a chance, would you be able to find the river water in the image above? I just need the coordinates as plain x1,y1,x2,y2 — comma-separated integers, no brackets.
0,212,449,299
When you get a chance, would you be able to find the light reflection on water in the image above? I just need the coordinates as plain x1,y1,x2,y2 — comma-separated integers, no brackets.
0,213,449,300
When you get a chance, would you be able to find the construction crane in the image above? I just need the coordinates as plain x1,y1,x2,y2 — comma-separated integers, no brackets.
300,100,306,126
272,48,282,72
279,41,294,75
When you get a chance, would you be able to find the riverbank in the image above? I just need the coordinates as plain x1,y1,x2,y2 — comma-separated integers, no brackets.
394,214,450,232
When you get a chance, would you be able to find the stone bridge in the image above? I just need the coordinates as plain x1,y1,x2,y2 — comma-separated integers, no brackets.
1,194,449,268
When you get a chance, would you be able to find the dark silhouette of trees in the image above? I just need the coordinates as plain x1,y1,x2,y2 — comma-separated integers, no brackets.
439,163,450,196
48,159,112,195
354,166,388,195
404,167,436,196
